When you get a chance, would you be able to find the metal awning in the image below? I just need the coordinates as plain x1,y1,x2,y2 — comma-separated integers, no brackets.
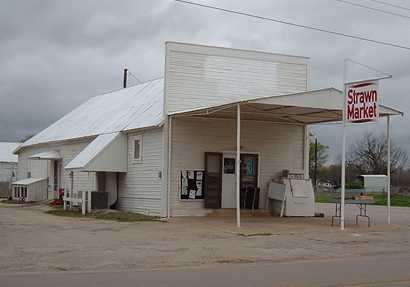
29,150,62,160
171,88,402,124
168,87,403,227
65,132,127,172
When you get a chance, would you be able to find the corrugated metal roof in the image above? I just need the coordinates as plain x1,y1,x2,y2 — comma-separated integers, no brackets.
360,175,387,178
29,150,62,160
20,78,164,149
12,178,47,185
0,142,20,162
65,132,120,170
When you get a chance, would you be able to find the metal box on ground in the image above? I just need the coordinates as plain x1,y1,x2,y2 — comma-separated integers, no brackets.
91,191,108,209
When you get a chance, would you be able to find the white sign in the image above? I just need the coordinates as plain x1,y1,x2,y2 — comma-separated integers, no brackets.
346,81,379,123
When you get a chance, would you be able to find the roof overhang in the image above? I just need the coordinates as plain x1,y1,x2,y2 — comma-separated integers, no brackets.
65,132,127,172
170,88,403,124
29,150,62,160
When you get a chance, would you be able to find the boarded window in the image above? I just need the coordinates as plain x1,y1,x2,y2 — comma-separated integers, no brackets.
133,135,142,161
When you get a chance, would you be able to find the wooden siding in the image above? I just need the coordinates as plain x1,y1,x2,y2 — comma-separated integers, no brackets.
117,128,163,216
0,162,17,182
170,117,304,216
16,139,97,198
165,42,309,114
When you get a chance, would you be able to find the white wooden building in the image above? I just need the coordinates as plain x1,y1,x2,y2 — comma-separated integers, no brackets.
360,175,388,193
14,42,402,217
0,142,19,197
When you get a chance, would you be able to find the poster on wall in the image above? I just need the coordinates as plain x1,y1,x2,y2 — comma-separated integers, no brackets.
180,170,204,200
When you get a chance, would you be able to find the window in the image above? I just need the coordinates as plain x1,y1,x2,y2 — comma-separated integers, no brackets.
133,135,143,162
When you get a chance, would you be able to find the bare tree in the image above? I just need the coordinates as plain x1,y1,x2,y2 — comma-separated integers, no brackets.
348,132,407,175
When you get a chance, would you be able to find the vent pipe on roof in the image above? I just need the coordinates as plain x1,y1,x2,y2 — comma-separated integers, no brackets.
123,68,128,88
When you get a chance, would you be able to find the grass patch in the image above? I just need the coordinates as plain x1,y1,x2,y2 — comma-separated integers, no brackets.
370,193,410,207
0,199,35,204
315,192,410,207
315,193,333,203
238,232,276,237
46,208,158,222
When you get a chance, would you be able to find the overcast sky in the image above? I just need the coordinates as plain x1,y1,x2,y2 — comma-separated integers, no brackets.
1,0,409,163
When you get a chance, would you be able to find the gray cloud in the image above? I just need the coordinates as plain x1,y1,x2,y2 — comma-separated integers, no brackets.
0,0,409,162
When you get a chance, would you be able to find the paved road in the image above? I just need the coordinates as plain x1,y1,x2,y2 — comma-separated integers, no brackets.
2,254,410,287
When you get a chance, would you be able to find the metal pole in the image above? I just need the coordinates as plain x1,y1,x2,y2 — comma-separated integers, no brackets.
236,104,241,228
314,138,318,192
340,59,348,231
387,116,391,224
123,68,128,88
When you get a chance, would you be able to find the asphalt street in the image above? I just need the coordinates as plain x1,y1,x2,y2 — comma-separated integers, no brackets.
2,253,410,287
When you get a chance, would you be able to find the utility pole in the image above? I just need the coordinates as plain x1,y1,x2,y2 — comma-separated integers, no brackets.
123,68,128,88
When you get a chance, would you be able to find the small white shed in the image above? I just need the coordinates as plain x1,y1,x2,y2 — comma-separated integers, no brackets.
0,142,20,197
360,175,387,193
12,178,48,202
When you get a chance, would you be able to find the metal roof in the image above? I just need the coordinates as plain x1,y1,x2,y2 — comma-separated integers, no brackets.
17,76,402,150
12,178,47,185
29,150,62,160
19,78,164,150
173,88,402,124
360,175,387,178
0,142,20,162
65,132,127,172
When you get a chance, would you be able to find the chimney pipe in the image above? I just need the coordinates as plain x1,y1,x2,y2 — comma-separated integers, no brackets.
123,68,128,88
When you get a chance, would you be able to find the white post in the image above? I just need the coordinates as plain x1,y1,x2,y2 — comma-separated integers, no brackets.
387,116,391,224
167,116,172,219
87,191,92,213
304,126,310,180
340,59,348,231
63,191,67,210
82,191,86,215
236,104,241,228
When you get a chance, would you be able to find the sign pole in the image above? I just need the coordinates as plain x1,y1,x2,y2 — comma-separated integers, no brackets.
342,59,392,229
341,59,347,231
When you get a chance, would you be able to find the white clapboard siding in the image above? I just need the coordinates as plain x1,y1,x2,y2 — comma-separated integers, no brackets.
165,42,309,114
0,162,17,182
117,128,163,216
170,117,304,216
17,138,97,198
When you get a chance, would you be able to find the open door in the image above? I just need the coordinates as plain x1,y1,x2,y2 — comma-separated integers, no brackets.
204,152,222,209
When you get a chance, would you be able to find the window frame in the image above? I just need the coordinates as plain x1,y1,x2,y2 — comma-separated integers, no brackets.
132,135,143,163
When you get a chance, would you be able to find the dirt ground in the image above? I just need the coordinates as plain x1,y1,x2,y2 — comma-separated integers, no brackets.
1,202,409,273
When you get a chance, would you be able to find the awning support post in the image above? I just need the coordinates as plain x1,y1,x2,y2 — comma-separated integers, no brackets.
340,59,348,231
236,104,241,228
387,116,391,224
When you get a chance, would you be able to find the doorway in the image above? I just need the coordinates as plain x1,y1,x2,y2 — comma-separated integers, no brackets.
204,152,259,209
52,160,62,199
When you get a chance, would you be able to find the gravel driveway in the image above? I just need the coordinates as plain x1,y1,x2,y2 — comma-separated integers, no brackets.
1,202,409,273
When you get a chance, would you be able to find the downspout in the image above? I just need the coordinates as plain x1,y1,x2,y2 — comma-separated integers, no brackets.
110,172,119,209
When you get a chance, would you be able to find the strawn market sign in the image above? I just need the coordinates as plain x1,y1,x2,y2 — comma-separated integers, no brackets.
346,81,379,123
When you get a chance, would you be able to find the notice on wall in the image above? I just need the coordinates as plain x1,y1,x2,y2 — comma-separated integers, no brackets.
346,81,379,123
180,170,204,200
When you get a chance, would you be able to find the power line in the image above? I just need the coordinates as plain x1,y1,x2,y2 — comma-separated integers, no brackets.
335,0,410,20
367,0,410,12
174,0,410,51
